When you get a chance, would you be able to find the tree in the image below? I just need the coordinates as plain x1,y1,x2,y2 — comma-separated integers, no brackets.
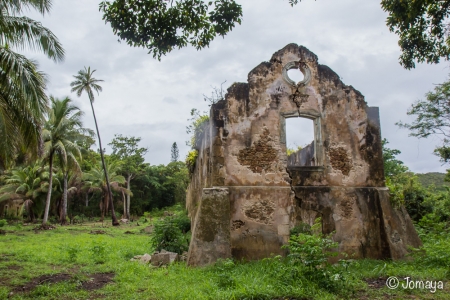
100,0,450,69
0,160,50,221
397,78,450,164
41,97,84,226
70,66,120,226
382,138,409,178
290,1,450,69
0,0,64,169
108,134,147,219
171,142,179,162
99,0,242,60
58,126,94,224
380,0,450,69
82,160,129,222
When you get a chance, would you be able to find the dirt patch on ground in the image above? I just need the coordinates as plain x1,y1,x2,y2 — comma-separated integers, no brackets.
90,230,106,235
81,272,115,291
0,254,14,261
13,273,72,293
365,277,387,289
33,224,57,231
12,272,115,294
6,264,22,271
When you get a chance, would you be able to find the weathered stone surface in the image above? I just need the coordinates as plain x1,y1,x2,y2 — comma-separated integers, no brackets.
130,253,151,264
160,249,179,263
186,43,421,266
140,253,152,264
187,188,231,266
143,225,153,234
151,253,170,266
179,251,188,262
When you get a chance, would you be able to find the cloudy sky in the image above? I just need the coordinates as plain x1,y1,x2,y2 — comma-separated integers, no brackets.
22,0,449,173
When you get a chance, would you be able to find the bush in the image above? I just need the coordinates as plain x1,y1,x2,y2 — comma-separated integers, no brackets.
411,231,450,268
172,213,191,233
0,219,6,227
150,217,189,254
283,219,354,293
290,223,311,236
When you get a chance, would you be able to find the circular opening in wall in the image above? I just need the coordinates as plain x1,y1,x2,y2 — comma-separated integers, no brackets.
287,68,304,84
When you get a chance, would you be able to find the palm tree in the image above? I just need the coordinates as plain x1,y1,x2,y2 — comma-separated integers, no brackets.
70,67,120,226
58,127,94,224
0,0,64,169
83,160,129,222
41,96,84,226
0,160,51,221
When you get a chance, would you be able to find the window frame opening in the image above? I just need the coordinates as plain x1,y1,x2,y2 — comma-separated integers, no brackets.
280,111,323,169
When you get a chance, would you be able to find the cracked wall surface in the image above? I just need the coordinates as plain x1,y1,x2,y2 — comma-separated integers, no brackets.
186,44,421,266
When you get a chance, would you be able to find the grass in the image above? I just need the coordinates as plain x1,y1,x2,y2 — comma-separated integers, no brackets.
0,219,449,299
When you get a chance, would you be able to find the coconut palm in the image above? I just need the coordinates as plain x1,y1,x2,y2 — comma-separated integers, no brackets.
58,127,94,224
41,96,85,226
0,160,51,221
83,160,129,222
0,0,64,169
70,66,120,226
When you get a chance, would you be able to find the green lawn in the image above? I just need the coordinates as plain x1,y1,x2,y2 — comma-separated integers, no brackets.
0,221,448,299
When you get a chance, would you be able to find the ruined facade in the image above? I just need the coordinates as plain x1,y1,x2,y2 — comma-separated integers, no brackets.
186,44,421,266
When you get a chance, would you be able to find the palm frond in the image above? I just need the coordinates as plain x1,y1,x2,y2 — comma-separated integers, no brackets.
0,15,64,62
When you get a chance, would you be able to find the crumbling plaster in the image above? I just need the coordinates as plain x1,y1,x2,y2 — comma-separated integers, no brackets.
186,43,421,266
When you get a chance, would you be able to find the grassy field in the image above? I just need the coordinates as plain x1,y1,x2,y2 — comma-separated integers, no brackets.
0,220,449,300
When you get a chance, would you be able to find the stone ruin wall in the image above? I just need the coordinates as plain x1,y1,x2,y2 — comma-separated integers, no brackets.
186,44,422,266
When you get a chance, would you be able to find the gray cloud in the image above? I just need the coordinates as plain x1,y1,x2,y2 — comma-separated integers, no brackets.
17,0,449,173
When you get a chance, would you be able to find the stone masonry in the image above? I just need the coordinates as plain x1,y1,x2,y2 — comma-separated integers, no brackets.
186,44,422,266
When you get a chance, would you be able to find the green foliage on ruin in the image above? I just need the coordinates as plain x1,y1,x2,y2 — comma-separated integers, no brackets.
186,110,210,149
286,145,303,156
185,150,198,173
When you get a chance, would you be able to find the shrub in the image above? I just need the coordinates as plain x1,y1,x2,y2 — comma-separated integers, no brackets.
386,177,405,208
172,213,191,233
150,217,189,254
284,231,338,270
0,219,6,227
290,223,311,236
283,219,354,293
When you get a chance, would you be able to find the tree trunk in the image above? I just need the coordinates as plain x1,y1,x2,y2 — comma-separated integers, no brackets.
85,193,88,207
89,100,119,226
122,190,126,219
60,173,68,225
104,187,110,217
99,196,104,222
126,174,131,220
42,152,54,226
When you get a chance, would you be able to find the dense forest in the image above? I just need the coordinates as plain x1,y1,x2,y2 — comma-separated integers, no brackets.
0,99,189,224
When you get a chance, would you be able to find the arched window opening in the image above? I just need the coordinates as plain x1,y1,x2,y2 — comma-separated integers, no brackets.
285,117,315,166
